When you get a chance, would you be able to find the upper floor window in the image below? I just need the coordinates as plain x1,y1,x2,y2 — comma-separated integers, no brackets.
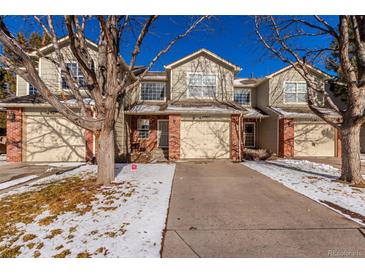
187,73,216,98
234,89,251,105
284,81,307,104
28,84,38,95
61,63,86,89
141,82,165,101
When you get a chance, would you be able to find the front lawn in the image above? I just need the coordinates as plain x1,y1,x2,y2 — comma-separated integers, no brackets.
0,163,175,258
244,159,365,226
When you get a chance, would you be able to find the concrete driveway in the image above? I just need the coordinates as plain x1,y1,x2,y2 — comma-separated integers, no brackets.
162,161,365,258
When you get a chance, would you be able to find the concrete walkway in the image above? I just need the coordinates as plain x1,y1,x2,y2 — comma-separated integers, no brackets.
162,161,365,258
0,162,83,193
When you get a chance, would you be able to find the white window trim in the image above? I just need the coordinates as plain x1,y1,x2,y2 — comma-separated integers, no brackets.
140,81,166,102
27,83,38,95
244,122,256,148
157,119,169,148
186,72,217,99
137,118,150,140
234,88,252,106
283,81,307,104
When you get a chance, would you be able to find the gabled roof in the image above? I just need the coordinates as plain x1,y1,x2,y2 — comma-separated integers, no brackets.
265,62,332,79
30,36,98,57
164,48,241,73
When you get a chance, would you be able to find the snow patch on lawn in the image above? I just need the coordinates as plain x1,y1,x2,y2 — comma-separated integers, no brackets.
1,163,175,257
0,175,38,190
243,159,365,226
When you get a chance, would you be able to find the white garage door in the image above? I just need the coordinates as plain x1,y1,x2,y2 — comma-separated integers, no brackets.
25,115,86,162
294,123,335,157
180,118,230,159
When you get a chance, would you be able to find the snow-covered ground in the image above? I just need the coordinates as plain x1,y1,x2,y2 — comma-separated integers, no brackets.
0,163,175,257
0,175,39,190
243,159,365,226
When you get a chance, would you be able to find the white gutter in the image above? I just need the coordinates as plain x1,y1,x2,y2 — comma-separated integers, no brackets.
238,113,243,161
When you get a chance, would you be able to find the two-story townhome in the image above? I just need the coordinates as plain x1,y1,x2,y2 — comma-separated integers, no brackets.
0,39,346,163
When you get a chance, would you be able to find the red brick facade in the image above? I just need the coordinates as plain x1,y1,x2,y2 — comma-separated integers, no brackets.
278,118,294,158
85,130,94,161
6,108,23,162
168,114,180,161
231,114,240,161
130,115,168,154
128,114,257,162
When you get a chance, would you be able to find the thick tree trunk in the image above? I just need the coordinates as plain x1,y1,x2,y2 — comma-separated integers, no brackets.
96,127,115,185
340,121,365,185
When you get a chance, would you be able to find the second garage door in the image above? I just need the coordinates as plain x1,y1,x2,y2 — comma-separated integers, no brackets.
24,114,86,162
180,117,230,159
294,123,335,157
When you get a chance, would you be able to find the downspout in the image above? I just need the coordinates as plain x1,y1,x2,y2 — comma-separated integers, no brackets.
238,113,243,161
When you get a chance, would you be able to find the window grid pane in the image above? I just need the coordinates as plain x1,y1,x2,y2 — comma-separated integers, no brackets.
137,119,150,139
234,90,251,105
284,82,307,103
188,74,216,98
61,63,86,89
244,124,255,147
141,82,165,101
29,84,38,95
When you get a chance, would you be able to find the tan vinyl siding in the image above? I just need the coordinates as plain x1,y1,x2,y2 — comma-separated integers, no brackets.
115,110,130,162
268,67,324,108
256,113,278,153
256,79,270,108
170,53,235,101
16,75,28,96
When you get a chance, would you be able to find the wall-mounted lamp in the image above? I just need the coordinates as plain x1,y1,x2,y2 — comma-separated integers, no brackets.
9,112,16,122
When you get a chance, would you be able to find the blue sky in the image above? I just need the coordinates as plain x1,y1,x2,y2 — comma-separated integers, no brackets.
3,16,338,78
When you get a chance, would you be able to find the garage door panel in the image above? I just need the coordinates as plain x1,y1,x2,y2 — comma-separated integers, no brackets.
180,119,230,159
294,123,335,157
25,115,86,162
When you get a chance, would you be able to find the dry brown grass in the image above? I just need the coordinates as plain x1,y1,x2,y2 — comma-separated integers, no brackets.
45,229,63,239
53,249,71,258
77,251,91,258
23,234,37,242
0,175,100,257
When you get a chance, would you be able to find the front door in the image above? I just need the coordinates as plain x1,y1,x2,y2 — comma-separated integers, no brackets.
158,120,169,148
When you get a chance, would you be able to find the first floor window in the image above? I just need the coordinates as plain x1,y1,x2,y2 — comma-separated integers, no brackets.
141,82,165,101
137,119,150,139
61,63,86,89
28,84,38,95
284,82,307,103
188,73,216,98
244,123,255,148
234,89,251,105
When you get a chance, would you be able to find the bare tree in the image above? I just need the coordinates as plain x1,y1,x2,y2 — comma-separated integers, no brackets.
255,15,365,186
0,15,208,184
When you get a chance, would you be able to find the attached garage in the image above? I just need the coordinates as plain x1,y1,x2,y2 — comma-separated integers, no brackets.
180,116,230,159
24,112,86,162
293,122,335,157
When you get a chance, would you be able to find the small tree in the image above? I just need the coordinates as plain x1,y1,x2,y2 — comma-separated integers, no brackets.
255,16,365,186
0,15,207,184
